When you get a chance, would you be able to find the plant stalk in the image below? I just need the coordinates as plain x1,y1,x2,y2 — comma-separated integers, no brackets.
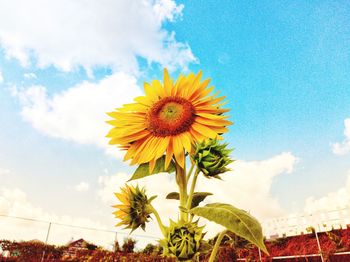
150,205,167,237
186,162,195,182
175,157,188,222
186,169,199,211
208,230,228,262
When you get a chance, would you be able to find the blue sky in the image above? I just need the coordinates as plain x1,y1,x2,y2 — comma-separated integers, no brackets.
0,0,350,246
173,0,350,207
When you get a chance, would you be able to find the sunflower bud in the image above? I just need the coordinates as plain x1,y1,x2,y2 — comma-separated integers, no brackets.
193,138,234,179
113,184,155,232
160,220,204,260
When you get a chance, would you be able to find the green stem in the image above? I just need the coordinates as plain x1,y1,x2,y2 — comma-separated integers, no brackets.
208,230,228,262
186,162,195,182
150,205,166,237
186,169,199,211
175,159,188,222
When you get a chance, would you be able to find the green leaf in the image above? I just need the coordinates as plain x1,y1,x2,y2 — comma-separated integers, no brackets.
128,156,175,181
166,192,213,208
190,192,213,208
166,192,180,200
189,203,268,254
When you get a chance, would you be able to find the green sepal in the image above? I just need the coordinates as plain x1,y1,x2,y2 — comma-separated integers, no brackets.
148,195,157,202
189,203,269,255
129,156,175,181
197,240,212,253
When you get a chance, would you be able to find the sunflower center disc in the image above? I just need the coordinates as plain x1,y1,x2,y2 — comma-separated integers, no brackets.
147,97,195,136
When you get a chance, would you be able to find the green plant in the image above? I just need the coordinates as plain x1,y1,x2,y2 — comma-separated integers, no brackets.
326,230,343,250
122,238,136,253
142,243,156,254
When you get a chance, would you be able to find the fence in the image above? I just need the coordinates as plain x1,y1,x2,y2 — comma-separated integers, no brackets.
262,206,350,239
1,206,350,261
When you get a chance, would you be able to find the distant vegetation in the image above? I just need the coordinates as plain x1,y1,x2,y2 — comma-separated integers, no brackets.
0,227,350,261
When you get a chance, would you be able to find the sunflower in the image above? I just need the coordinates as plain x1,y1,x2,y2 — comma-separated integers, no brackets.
113,184,154,232
107,69,232,172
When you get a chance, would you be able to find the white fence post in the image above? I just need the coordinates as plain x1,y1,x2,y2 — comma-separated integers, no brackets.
314,224,324,262
41,222,52,262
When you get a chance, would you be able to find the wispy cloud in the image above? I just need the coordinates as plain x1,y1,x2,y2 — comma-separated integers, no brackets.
0,187,115,248
0,168,10,176
23,73,37,79
332,118,350,155
303,170,350,213
0,68,3,84
74,182,90,192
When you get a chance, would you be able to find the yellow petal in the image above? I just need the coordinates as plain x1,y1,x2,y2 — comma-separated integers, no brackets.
191,122,218,139
134,96,153,106
189,128,206,142
113,204,127,209
149,158,157,173
118,103,147,112
163,68,173,96
115,193,129,204
184,71,202,99
210,126,229,133
165,139,174,170
154,136,170,160
189,79,211,101
108,130,149,145
152,79,165,98
195,116,233,127
131,136,154,164
196,112,230,120
179,132,192,153
172,136,185,168
194,95,226,107
144,82,159,102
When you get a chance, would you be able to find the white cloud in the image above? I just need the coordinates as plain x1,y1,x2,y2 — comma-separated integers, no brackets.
303,171,350,213
98,152,298,238
332,118,350,155
23,73,37,79
13,72,142,156
0,69,3,83
153,0,184,22
74,182,90,192
0,168,10,176
0,0,195,74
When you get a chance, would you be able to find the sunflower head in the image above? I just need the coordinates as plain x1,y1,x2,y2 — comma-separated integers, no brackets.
113,184,155,232
193,138,234,179
160,220,204,260
106,69,232,173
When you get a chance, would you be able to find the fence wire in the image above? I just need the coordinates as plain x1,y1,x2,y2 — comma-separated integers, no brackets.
0,214,159,251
